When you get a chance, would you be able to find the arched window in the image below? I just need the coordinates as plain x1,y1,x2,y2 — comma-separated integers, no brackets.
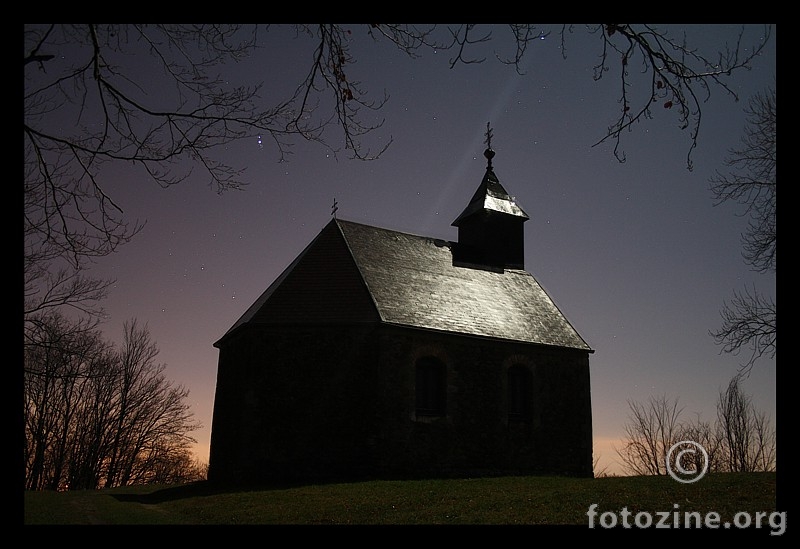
508,364,532,421
415,357,446,417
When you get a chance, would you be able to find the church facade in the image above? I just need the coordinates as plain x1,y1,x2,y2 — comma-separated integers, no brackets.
207,146,594,484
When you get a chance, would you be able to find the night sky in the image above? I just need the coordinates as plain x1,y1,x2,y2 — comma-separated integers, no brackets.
83,24,776,475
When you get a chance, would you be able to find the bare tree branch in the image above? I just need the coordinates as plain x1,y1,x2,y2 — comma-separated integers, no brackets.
710,84,776,273
711,286,776,378
585,24,771,170
708,84,775,376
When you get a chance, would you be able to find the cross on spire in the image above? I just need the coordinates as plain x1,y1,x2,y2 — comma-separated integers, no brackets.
484,121,494,150
484,122,496,170
331,198,338,218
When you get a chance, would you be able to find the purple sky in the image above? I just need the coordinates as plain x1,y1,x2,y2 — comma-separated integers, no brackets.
85,24,776,475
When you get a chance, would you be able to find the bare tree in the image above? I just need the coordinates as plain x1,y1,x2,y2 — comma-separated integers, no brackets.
104,319,201,488
65,345,120,490
24,311,202,490
716,377,776,472
710,84,776,376
616,395,684,476
24,310,110,490
129,436,207,485
679,414,725,474
618,379,775,476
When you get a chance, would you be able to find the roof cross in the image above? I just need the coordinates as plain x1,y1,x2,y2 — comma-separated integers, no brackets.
484,122,496,170
484,122,493,151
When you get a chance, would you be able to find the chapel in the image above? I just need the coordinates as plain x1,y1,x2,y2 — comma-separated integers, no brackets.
207,138,594,484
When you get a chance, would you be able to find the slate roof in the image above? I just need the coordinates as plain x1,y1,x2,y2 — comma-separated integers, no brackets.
219,218,591,352
337,219,591,351
452,166,530,225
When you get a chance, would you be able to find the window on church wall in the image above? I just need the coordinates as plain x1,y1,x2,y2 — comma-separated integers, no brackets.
415,357,446,417
508,364,532,421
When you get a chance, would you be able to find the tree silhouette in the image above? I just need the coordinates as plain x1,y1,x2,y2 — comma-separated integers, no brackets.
709,84,776,376
617,381,775,476
24,312,202,490
716,376,776,472
616,394,684,476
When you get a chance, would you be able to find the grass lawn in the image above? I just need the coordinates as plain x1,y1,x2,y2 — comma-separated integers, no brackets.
23,471,781,532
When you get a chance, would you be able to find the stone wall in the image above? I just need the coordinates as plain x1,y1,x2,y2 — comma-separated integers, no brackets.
207,322,592,485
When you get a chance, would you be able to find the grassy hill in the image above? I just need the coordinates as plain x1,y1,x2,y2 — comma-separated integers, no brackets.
24,472,780,530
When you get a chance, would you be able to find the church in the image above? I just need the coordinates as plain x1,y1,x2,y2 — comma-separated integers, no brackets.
207,139,594,484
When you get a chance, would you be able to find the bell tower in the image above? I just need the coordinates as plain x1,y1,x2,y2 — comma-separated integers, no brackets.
451,124,530,270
